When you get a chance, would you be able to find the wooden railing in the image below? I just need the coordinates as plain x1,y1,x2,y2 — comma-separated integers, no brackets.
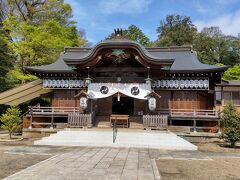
157,109,220,133
30,107,80,115
27,106,84,129
68,113,92,127
143,115,168,129
158,109,219,118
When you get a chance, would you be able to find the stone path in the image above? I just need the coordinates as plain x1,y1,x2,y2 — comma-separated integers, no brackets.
4,147,161,180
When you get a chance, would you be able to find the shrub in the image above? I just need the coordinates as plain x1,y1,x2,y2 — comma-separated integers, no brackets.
0,107,22,139
220,103,240,147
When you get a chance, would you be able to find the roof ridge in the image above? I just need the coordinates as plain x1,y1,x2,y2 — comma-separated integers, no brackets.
64,47,91,53
146,46,193,52
64,45,193,53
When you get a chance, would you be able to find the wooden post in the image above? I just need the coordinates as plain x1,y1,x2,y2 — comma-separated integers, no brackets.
87,99,93,128
29,107,33,129
217,111,221,134
193,119,197,133
50,107,54,129
169,110,172,126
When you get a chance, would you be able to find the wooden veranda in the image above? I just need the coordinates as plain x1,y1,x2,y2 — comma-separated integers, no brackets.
24,106,221,133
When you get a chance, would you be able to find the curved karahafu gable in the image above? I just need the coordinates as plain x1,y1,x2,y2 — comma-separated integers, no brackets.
62,39,175,69
24,38,229,76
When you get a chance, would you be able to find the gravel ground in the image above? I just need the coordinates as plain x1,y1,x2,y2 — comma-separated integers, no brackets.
196,142,240,153
157,142,240,180
0,136,50,179
156,158,240,180
0,149,50,179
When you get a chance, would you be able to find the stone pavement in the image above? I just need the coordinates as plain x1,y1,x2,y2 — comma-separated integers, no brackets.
4,147,161,180
3,145,221,180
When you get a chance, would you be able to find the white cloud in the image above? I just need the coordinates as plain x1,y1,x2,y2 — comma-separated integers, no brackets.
193,0,239,15
194,10,240,37
214,0,239,5
65,0,87,19
99,0,152,15
194,0,209,13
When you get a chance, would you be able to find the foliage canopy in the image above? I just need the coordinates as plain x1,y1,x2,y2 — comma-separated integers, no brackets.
0,106,22,139
220,103,240,147
106,25,152,47
156,14,197,46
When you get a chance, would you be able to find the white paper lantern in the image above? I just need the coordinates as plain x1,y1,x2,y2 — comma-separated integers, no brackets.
78,80,81,87
194,80,199,88
184,80,190,88
199,79,204,88
160,80,164,88
79,80,83,87
48,79,53,88
69,80,74,88
189,79,194,88
52,80,57,88
64,80,68,88
70,80,75,87
47,80,50,88
73,80,78,87
148,97,156,111
204,79,209,89
157,80,161,88
56,80,61,88
82,80,87,87
169,80,174,88
80,97,88,110
43,79,47,88
162,80,166,88
151,81,156,88
174,80,179,88
180,80,185,89
61,79,65,88
166,80,170,88
43,80,47,88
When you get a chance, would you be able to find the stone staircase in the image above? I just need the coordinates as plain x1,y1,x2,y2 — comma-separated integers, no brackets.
34,129,197,150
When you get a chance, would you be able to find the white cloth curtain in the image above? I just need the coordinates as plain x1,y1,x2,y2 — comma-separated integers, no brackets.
87,83,151,100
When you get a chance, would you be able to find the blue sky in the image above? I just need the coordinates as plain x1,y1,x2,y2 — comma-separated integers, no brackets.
65,0,240,45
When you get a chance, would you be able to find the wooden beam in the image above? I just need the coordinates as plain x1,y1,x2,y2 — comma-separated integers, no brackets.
92,67,148,73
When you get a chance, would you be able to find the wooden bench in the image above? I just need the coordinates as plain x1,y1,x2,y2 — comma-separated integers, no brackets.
110,115,129,128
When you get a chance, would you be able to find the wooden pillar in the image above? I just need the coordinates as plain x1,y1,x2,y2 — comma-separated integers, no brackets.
193,119,196,133
169,110,172,126
28,107,33,129
193,110,197,133
217,110,221,134
50,107,54,129
87,99,93,128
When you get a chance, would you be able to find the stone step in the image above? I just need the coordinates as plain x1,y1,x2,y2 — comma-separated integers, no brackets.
34,130,197,150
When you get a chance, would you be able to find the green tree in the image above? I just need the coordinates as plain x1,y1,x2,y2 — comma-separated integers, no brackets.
156,14,197,46
0,5,14,92
220,103,240,147
1,0,74,26
0,33,14,91
193,27,240,65
106,25,152,47
223,65,240,80
0,106,22,139
0,0,87,86
3,17,84,67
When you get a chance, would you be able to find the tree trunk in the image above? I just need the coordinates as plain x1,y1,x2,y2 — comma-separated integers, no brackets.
230,141,236,148
9,132,12,139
